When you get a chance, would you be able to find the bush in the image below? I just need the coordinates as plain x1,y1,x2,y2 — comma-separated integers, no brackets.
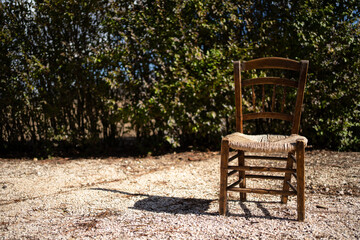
1,0,359,156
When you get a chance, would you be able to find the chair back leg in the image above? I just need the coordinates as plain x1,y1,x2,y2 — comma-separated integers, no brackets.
238,150,247,201
281,152,295,203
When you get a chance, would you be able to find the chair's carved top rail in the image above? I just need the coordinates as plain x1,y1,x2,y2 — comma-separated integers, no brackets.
242,77,298,88
237,57,301,71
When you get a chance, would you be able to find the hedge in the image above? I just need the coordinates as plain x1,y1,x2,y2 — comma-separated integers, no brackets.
1,0,359,156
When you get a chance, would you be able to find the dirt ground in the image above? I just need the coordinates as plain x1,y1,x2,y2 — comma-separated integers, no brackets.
0,150,359,239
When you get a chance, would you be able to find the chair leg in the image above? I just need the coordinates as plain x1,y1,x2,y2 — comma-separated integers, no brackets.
296,140,306,221
238,150,246,201
219,139,229,215
281,152,294,204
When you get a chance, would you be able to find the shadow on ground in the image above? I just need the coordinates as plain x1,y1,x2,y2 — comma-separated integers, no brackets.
91,188,214,215
91,188,296,221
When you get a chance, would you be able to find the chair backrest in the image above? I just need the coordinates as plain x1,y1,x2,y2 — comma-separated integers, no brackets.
234,57,309,135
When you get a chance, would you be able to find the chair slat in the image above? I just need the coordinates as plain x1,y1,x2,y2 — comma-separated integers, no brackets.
228,170,238,176
243,112,293,121
262,85,265,112
244,155,288,161
228,165,296,173
281,87,287,113
251,84,256,112
227,187,297,196
228,153,240,162
227,179,242,189
242,77,298,88
290,153,296,163
287,181,297,192
241,57,301,71
245,174,284,180
271,85,276,112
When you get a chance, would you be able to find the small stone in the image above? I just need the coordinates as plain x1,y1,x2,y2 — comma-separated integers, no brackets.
33,158,38,162
2,185,7,189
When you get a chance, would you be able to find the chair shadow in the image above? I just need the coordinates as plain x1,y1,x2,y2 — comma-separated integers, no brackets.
233,200,297,221
91,188,216,215
91,188,296,221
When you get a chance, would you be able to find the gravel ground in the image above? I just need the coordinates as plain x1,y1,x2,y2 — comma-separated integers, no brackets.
0,150,359,239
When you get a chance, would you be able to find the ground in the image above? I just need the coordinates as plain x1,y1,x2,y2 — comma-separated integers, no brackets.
0,150,359,239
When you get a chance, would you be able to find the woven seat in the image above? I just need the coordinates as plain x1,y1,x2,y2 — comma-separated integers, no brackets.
219,57,309,221
224,133,308,153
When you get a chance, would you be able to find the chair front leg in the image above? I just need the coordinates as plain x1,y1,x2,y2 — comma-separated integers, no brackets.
219,139,229,215
296,139,306,221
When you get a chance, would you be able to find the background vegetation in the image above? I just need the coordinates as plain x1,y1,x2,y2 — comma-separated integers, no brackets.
1,0,359,156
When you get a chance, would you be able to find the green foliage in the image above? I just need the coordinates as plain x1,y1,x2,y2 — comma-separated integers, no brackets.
240,0,360,150
107,0,249,150
1,0,123,155
0,0,359,155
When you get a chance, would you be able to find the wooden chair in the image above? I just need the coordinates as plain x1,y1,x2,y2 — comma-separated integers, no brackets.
219,57,309,221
